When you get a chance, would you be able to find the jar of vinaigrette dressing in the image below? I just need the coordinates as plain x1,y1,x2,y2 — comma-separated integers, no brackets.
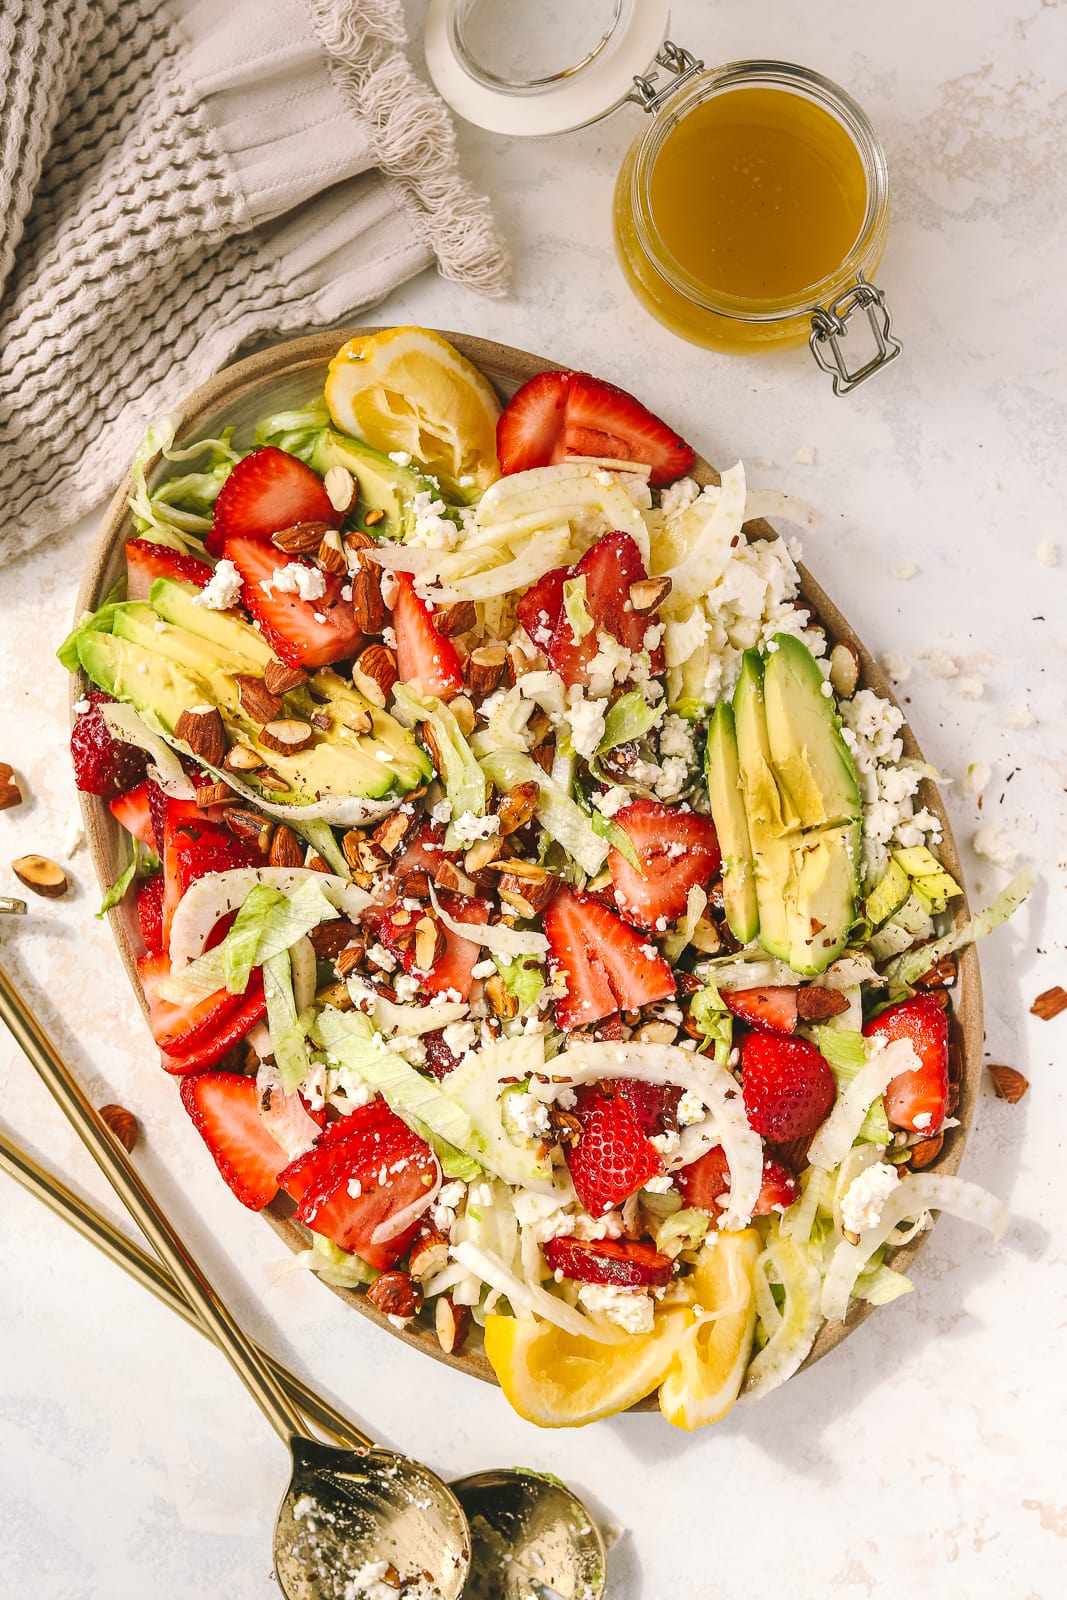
425,2,900,393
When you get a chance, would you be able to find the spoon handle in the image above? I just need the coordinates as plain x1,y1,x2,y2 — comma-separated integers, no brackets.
0,961,307,1445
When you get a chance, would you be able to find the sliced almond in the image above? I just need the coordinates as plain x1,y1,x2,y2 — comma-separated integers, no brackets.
988,1064,1029,1103
464,835,502,875
632,1020,679,1045
344,527,378,566
506,641,537,686
317,530,348,577
828,640,861,699
0,762,23,811
497,871,557,917
495,781,539,835
194,781,238,809
1030,985,1067,1021
908,1133,944,1169
435,1295,471,1355
484,972,518,1020
226,809,274,852
467,644,507,697
450,695,476,737
796,986,850,1022
255,768,290,792
628,575,672,614
363,508,386,528
409,1225,450,1282
323,465,357,514
224,743,263,773
372,812,412,856
234,674,283,725
12,854,69,898
269,824,306,868
350,566,386,634
259,719,314,755
434,858,477,896
262,660,308,696
272,520,334,555
335,943,366,978
530,741,554,775
915,952,957,990
689,914,722,954
175,706,226,767
315,980,354,1010
486,857,547,882
353,643,397,706
354,838,390,875
434,600,477,638
413,915,447,972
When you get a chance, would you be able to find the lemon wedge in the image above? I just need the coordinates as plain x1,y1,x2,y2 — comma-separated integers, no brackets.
484,1307,690,1429
324,326,501,499
658,1229,761,1431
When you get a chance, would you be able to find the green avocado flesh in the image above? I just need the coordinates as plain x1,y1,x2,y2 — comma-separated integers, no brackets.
77,579,430,802
311,429,439,542
719,639,862,975
705,702,759,944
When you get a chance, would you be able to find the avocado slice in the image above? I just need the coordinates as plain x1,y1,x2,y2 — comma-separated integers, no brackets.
311,430,441,541
763,634,861,828
786,821,861,975
732,651,797,961
78,629,208,729
865,856,910,928
149,578,274,669
311,670,433,791
113,603,265,702
705,701,759,944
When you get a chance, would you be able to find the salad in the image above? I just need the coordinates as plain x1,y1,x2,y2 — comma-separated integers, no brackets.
62,327,1031,1430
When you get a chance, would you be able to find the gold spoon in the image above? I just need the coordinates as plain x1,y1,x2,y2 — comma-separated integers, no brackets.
0,947,609,1596
0,960,470,1599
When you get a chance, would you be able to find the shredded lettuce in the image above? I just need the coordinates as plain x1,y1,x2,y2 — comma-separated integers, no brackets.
96,845,143,918
264,950,313,1092
688,979,733,1067
597,690,662,755
588,807,640,869
562,576,594,641
662,884,708,964
287,1233,378,1288
315,1007,476,1153
394,685,487,840
406,1118,483,1182
480,750,607,876
491,953,545,1015
159,877,338,1001
655,1207,709,1259
852,1250,914,1305
127,415,239,541
253,401,331,463
883,867,1036,989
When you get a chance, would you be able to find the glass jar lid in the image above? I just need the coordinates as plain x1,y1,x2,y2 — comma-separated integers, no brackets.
424,0,674,135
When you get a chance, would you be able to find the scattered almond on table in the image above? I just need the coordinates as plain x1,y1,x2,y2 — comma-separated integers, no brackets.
12,854,69,898
1030,986,1067,1022
0,762,23,810
988,1066,1029,1104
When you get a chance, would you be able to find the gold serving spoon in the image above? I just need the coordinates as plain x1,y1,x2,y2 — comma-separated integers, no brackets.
0,948,608,1597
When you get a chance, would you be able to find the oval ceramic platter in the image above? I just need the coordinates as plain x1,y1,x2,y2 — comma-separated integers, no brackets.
73,330,982,1404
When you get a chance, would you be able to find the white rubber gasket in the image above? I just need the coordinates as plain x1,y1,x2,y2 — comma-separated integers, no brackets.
425,0,670,137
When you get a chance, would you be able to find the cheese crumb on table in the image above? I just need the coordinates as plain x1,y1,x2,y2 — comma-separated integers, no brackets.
973,824,1017,870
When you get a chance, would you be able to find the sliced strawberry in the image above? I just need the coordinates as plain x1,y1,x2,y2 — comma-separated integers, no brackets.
180,1071,287,1209
136,949,263,1055
393,573,463,701
125,537,211,601
497,370,694,486
158,978,267,1074
279,1104,394,1202
740,1032,836,1143
542,1235,672,1289
675,1146,799,1217
225,535,361,669
608,799,721,929
161,797,260,942
281,1105,437,1269
542,885,675,1031
547,532,663,687
565,1084,664,1216
70,689,149,797
863,994,949,1135
388,821,450,895
516,564,568,652
614,1079,682,1137
207,446,339,556
721,985,799,1037
136,875,166,954
109,780,159,853
402,890,490,1001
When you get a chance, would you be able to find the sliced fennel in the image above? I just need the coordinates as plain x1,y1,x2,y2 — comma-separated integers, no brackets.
264,950,313,1092
168,867,368,970
740,1225,823,1401
883,868,1036,989
429,883,548,958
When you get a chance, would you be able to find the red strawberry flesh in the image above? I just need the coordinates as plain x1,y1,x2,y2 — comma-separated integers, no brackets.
136,875,166,954
180,1071,287,1209
565,1085,665,1216
109,780,159,853
675,1145,799,1218
393,573,463,701
125,537,211,601
721,985,799,1037
863,994,949,1135
609,799,721,930
70,690,149,798
546,531,663,687
225,535,361,669
207,446,339,556
740,1032,836,1143
542,884,675,1030
542,1235,672,1289
497,370,694,486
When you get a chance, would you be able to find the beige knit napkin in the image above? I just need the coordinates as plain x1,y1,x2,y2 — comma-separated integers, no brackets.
0,0,508,567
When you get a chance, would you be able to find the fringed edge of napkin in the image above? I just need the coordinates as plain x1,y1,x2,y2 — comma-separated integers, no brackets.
309,0,510,297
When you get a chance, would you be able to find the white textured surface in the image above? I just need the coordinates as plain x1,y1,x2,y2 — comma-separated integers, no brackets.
2,1,1066,1594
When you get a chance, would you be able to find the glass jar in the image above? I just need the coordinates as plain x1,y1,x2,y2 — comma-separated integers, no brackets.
425,2,901,392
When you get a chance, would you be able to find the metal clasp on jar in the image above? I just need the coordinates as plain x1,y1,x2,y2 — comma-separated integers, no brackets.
809,273,902,395
626,41,705,114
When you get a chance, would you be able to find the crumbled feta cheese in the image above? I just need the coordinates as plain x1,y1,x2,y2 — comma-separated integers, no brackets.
382,626,397,649
393,973,420,1001
955,674,984,700
654,756,689,802
962,762,991,797
346,1177,363,1198
348,1559,399,1600
555,1086,577,1110
676,1090,706,1127
593,785,629,819
650,1130,680,1158
73,698,91,715
1004,703,1036,729
820,680,834,698
891,561,919,580
430,800,453,825
577,1284,655,1334
438,1181,465,1209
442,1020,477,1057
918,647,958,679
193,558,242,610
1036,540,1059,566
388,450,412,467
659,476,700,518
510,1092,551,1140
912,1112,933,1131
658,714,695,762
879,652,911,683
407,490,459,551
451,810,500,845
564,686,608,760
471,958,496,979
973,824,1017,870
458,474,476,488
793,445,817,465
366,942,397,972
643,1174,675,1194
840,1162,899,1235
260,562,326,602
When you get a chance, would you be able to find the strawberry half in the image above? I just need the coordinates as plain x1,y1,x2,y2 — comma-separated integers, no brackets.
206,446,339,556
675,1145,800,1217
370,890,490,1002
158,978,267,1074
565,1085,665,1216
393,573,463,701
740,1032,836,1143
70,689,149,798
180,1071,287,1210
546,532,664,688
125,537,211,601
109,779,159,854
608,799,721,930
136,875,166,955
542,1235,673,1289
864,994,949,1135
721,985,799,1037
614,1078,682,1137
280,1104,437,1269
161,797,261,943
542,885,675,1030
225,535,361,670
516,565,567,653
497,370,694,486
136,949,264,1057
